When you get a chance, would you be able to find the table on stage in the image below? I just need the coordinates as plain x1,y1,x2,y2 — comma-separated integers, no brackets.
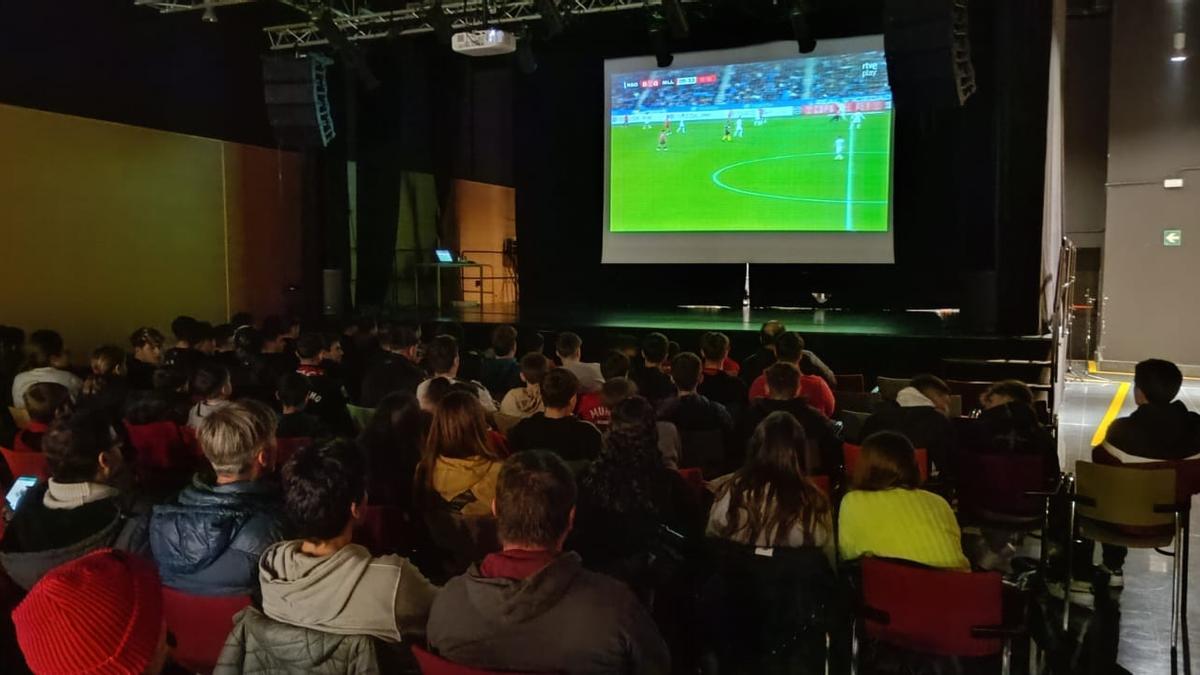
415,261,486,309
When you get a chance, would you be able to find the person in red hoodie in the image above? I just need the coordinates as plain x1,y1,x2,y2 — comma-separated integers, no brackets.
426,450,670,674
15,382,72,454
747,333,836,417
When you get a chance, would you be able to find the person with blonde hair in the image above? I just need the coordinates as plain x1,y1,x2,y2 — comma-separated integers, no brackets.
837,431,968,570
150,400,284,596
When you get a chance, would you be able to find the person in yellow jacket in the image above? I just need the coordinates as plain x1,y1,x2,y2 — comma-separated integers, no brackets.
838,431,969,570
420,391,506,518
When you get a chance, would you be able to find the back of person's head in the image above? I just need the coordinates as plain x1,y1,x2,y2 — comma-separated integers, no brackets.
983,379,1034,409
541,367,581,409
606,395,658,453
671,352,703,391
152,366,188,394
427,334,459,374
613,334,640,358
190,362,231,400
520,352,550,386
24,382,72,424
26,329,65,369
436,321,466,342
775,332,804,363
129,326,165,352
601,350,631,380
171,315,199,343
424,376,456,408
765,362,801,399
91,345,125,377
364,390,424,444
381,323,421,351
13,549,167,675
234,326,264,358
1135,358,1183,405
518,331,545,358
193,321,215,351
555,331,582,359
295,332,327,361
276,372,311,409
722,411,828,546
213,324,236,351
196,400,277,476
261,316,285,343
495,450,577,549
700,331,730,364
909,374,950,398
230,312,255,329
852,431,921,491
759,320,787,347
426,390,494,462
283,438,367,541
642,332,670,365
42,409,118,484
600,377,638,408
491,325,518,357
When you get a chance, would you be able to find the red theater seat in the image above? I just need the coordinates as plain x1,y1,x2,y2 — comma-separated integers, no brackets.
412,645,550,675
1,447,49,482
162,588,251,674
843,443,928,482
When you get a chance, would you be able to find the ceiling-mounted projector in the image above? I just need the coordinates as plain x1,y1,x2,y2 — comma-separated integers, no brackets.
451,28,517,56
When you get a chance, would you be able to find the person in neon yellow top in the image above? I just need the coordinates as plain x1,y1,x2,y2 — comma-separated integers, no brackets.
838,431,970,570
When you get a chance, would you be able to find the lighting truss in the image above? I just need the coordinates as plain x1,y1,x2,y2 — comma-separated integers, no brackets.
133,0,258,12
261,0,707,51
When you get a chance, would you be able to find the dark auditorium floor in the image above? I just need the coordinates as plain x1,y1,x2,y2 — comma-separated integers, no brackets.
1058,366,1200,674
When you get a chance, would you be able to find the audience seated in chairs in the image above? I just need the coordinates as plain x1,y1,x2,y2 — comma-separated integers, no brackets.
419,391,505,519
555,331,605,395
507,368,603,463
480,325,524,401
497,352,548,433
12,549,176,675
258,438,438,644
360,322,424,407
741,363,843,475
295,332,355,436
632,332,678,406
1077,358,1200,594
747,332,837,417
187,362,234,429
150,400,284,597
127,326,165,391
417,335,497,412
14,382,72,454
708,411,836,567
0,409,151,591
862,374,958,479
571,396,701,585
838,431,969,570
275,372,330,440
576,350,632,428
427,450,671,674
357,390,425,508
697,331,749,420
11,329,83,408
963,379,1059,481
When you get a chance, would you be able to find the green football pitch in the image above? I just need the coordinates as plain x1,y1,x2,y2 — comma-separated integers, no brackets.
608,112,892,232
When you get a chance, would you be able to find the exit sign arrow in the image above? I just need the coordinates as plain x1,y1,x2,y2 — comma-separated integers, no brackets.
1164,229,1183,247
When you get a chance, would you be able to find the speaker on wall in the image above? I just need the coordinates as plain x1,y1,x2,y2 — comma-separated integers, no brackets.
262,54,337,149
884,0,977,110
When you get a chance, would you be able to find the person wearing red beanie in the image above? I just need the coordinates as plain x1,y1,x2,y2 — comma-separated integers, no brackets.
12,548,170,675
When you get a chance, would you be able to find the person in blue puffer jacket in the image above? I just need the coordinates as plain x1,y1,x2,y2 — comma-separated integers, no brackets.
150,399,284,597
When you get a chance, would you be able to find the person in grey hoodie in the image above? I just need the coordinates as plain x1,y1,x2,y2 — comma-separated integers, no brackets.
259,438,438,643
426,450,670,675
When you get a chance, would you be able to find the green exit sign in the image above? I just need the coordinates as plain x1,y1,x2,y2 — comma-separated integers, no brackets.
1164,229,1183,247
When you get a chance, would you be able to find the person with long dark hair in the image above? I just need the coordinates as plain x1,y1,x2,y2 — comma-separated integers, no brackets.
358,390,426,508
707,411,834,565
571,396,701,572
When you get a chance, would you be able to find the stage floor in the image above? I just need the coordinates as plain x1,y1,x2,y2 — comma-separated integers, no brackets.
415,302,1048,341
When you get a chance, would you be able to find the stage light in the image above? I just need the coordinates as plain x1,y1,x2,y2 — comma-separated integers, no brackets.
1171,32,1188,63
789,1,817,54
535,0,565,38
201,3,217,23
648,12,673,68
